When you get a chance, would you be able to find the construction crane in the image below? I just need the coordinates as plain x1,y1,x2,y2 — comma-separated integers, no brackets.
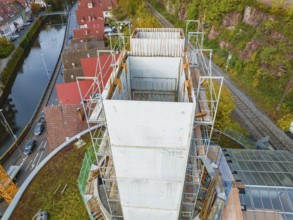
0,165,18,204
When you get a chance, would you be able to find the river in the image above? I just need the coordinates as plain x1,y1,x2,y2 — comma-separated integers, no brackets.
0,24,65,156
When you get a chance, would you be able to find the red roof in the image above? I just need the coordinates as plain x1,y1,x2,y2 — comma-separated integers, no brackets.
56,80,93,105
73,20,104,40
73,27,104,40
75,7,103,26
80,54,119,86
86,20,104,29
77,0,117,10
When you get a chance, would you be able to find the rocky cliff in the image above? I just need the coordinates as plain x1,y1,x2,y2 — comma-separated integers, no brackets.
151,0,293,125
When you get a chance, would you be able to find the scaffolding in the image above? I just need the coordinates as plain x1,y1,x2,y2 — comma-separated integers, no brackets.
0,165,18,204
77,26,229,220
179,21,225,219
77,34,126,219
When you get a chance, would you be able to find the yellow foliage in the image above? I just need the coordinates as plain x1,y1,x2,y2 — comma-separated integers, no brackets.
215,85,236,131
277,114,293,131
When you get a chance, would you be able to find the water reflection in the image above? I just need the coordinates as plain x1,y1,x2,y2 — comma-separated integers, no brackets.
0,25,65,156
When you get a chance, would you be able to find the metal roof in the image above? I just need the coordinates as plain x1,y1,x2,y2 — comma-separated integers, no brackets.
224,149,293,187
224,149,293,220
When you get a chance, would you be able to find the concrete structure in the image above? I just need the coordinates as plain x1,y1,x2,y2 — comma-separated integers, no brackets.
77,26,238,220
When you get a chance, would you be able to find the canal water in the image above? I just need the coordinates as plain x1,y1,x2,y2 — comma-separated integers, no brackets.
0,24,65,156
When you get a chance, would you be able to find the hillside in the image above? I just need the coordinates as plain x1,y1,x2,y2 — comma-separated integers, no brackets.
149,0,293,131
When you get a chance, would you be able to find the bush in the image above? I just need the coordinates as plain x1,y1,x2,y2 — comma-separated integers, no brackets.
0,43,14,58
1,47,24,85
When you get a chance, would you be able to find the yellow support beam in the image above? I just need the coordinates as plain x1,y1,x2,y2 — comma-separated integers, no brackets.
0,165,18,204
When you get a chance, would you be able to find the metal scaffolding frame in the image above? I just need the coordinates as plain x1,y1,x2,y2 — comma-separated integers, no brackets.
77,35,127,219
179,21,225,220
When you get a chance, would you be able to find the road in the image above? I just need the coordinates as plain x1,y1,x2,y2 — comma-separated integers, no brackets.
0,3,79,215
146,2,293,152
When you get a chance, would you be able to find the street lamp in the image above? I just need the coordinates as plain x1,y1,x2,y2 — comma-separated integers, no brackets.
0,109,22,155
41,53,50,79
225,53,232,72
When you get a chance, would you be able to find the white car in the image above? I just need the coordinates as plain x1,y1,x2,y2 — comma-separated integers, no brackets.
11,34,19,38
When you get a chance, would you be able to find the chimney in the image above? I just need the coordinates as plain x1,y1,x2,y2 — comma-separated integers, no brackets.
76,108,83,121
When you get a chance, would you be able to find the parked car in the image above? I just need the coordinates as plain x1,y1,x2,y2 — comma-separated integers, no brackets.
11,34,19,38
39,112,46,123
10,34,19,42
23,140,37,155
27,18,34,23
34,122,45,136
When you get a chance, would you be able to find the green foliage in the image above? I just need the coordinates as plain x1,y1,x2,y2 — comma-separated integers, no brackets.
259,46,277,64
113,1,159,28
132,2,160,28
1,47,24,85
19,18,43,49
186,0,254,25
0,37,14,58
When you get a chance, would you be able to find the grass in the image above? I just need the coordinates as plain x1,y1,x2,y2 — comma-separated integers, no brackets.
10,135,92,220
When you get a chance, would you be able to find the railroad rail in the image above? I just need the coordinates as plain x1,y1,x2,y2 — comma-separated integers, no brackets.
146,2,293,153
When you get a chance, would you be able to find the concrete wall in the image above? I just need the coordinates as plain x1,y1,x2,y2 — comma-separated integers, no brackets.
129,56,181,92
103,100,195,219
130,39,185,57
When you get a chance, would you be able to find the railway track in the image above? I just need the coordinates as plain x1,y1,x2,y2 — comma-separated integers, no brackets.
147,2,293,153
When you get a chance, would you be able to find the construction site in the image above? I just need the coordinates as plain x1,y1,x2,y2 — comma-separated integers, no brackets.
1,1,293,219
76,25,239,220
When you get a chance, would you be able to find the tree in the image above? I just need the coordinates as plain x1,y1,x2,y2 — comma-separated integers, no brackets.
277,114,293,131
214,85,236,131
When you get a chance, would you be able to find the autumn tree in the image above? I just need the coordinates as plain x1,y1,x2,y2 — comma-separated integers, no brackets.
214,85,236,131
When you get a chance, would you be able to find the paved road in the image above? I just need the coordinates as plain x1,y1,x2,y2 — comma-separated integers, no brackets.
146,2,293,152
0,3,78,215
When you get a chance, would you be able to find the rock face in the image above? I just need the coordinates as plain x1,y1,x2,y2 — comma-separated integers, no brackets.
239,39,261,60
219,40,230,49
223,12,242,29
243,6,274,26
208,26,220,40
271,30,285,40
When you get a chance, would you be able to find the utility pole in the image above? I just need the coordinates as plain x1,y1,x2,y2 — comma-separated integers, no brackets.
225,53,232,72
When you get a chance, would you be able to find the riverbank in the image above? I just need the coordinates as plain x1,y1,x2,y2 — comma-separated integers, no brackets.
0,25,68,162
0,17,45,106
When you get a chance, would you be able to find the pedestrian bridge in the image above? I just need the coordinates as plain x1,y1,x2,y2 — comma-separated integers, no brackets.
38,11,68,16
